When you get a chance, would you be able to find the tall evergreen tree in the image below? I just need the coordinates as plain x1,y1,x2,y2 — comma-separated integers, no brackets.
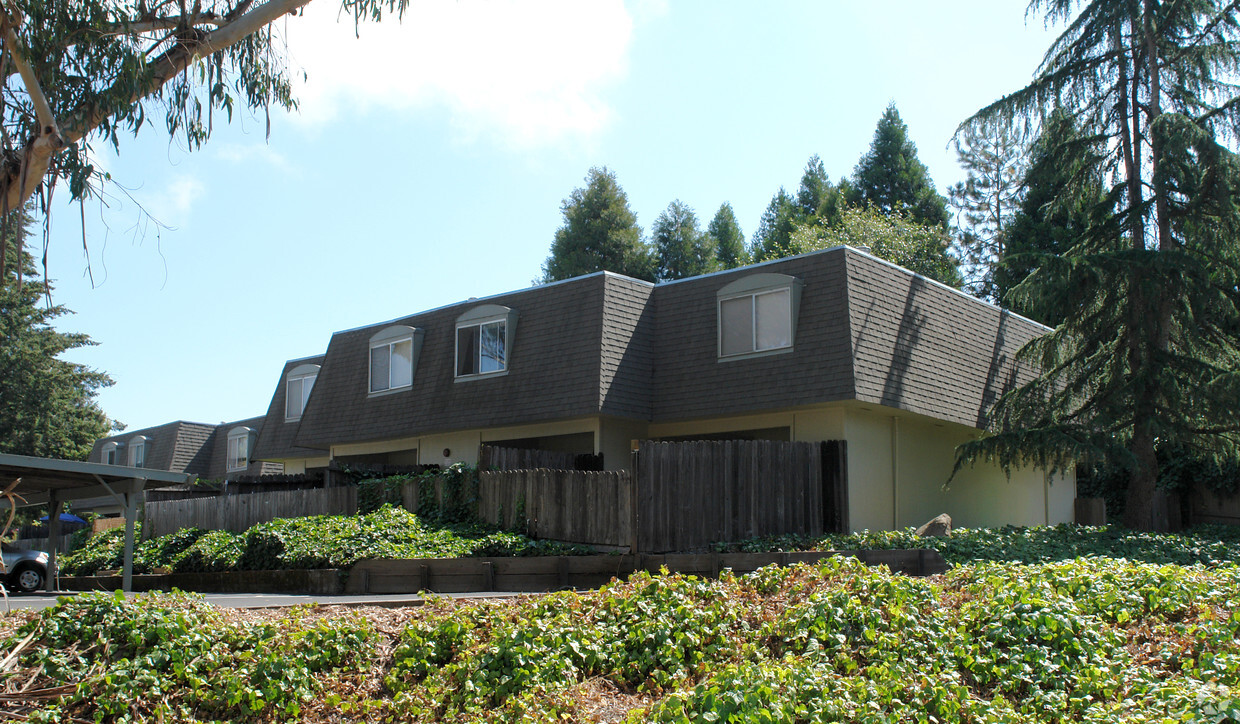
850,103,951,228
750,188,797,262
541,167,655,283
949,118,1028,303
652,200,716,281
707,203,747,269
0,217,114,460
795,154,846,228
953,0,1240,531
997,110,1106,325
794,155,831,218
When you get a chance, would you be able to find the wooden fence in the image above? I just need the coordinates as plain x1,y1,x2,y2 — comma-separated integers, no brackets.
633,440,829,553
480,445,603,471
9,533,75,553
138,440,848,553
476,440,845,553
478,469,632,548
143,486,357,540
1191,486,1240,525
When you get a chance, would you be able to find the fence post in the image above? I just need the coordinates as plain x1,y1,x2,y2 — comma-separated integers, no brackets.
401,480,418,515
630,446,640,553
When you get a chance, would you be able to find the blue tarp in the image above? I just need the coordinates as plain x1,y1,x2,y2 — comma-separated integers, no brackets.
39,513,87,525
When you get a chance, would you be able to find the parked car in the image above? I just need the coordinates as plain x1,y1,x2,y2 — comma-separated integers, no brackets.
1,545,49,592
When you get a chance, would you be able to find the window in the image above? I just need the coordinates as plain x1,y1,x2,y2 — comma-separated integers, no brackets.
227,427,254,472
102,441,118,465
455,304,518,379
369,325,423,394
285,363,320,421
717,273,803,359
128,436,148,467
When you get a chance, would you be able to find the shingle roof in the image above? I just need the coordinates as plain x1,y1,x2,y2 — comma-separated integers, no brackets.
291,273,615,450
598,275,655,419
255,247,1049,448
251,355,328,462
205,415,273,480
650,248,856,422
844,251,1044,428
88,421,217,475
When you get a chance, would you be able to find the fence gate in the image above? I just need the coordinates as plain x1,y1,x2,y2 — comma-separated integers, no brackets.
633,439,848,553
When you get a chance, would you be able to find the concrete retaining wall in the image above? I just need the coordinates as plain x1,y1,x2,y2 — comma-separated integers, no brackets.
59,549,947,597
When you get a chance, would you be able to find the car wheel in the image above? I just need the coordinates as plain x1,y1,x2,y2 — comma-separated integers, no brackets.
11,565,44,593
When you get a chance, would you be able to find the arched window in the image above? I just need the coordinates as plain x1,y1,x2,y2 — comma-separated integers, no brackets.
717,273,803,359
285,363,321,421
455,304,518,379
128,436,149,467
369,325,424,394
227,426,256,472
102,441,119,465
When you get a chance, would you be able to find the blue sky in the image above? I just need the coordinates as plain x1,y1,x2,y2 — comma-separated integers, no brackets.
43,0,1062,432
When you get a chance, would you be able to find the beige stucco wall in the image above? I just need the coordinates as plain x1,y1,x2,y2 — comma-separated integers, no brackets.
639,404,1075,532
844,406,1076,531
279,456,331,475
841,408,897,531
324,418,603,469
599,417,650,472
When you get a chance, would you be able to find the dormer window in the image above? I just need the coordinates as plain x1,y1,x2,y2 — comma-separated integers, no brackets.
227,426,256,472
128,436,148,467
717,273,803,359
369,325,424,395
455,304,518,379
102,441,119,465
285,363,320,421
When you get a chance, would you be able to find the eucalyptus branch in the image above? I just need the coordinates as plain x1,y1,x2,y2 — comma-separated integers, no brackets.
100,14,227,36
1,8,61,144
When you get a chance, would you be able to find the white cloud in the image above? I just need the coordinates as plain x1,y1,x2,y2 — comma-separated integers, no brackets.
280,0,635,149
140,175,205,226
214,143,290,170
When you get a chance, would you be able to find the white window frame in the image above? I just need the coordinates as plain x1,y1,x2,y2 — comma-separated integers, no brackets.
128,436,148,467
717,273,803,361
102,441,118,465
455,304,518,381
368,325,423,396
285,363,320,421
227,427,253,472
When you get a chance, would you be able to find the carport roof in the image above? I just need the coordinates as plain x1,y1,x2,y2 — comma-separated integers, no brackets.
0,453,195,506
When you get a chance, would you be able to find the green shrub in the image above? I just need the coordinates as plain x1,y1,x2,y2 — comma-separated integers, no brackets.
58,505,591,577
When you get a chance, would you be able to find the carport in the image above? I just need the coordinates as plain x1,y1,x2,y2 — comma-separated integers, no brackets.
0,453,195,592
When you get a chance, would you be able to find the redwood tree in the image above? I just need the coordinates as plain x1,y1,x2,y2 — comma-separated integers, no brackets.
954,0,1240,530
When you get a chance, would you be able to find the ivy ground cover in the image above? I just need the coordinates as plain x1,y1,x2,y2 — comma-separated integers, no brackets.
717,523,1240,567
3,555,1238,722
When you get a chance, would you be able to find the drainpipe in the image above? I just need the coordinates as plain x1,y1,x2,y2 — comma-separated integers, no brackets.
891,416,899,529
1044,470,1051,525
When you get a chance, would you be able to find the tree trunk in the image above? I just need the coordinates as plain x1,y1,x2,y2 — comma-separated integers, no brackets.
1124,427,1163,530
